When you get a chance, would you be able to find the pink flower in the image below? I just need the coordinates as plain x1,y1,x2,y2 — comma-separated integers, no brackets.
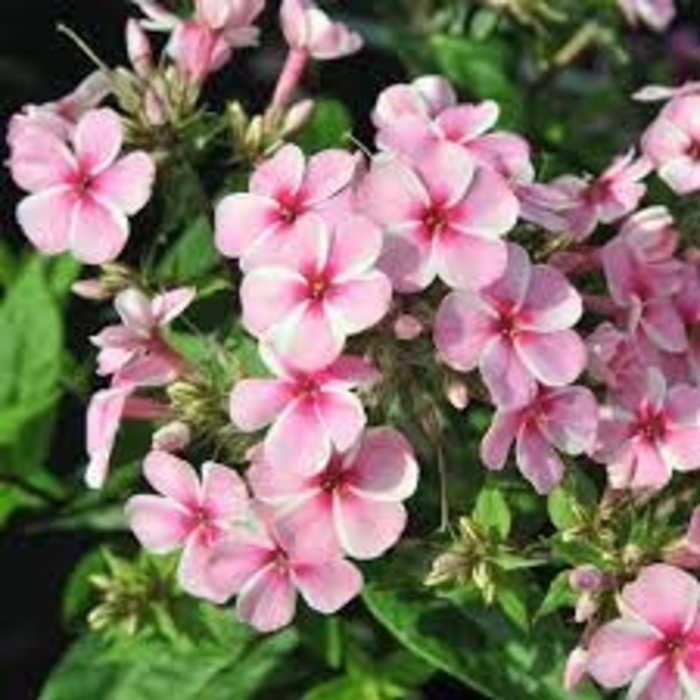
550,151,652,241
594,369,700,489
248,427,419,559
205,507,363,631
642,93,700,194
481,385,598,493
90,286,195,384
215,144,358,271
587,564,700,698
126,451,249,600
358,142,518,292
85,387,166,489
230,346,377,474
280,0,362,60
434,243,586,408
618,0,676,32
12,108,155,264
665,506,700,569
240,214,392,371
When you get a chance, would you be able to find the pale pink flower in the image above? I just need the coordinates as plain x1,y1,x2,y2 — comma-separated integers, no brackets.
618,0,676,32
230,346,377,474
358,142,518,292
481,385,597,493
665,507,700,569
248,427,419,559
85,386,166,489
642,93,700,194
12,108,155,264
587,564,700,698
280,0,362,60
240,214,392,371
90,286,195,384
586,323,650,391
215,144,358,271
126,451,249,600
550,151,651,240
205,507,363,632
564,646,590,692
515,181,582,233
594,369,700,489
435,243,586,408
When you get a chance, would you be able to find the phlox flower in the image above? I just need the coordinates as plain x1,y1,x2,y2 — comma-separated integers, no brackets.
481,385,598,494
358,141,518,292
205,506,363,632
239,213,392,371
587,564,700,699
91,286,195,384
248,427,419,559
215,144,358,271
642,93,700,194
434,243,585,408
618,0,676,32
126,451,249,600
594,369,700,490
230,346,378,475
11,108,155,264
280,0,362,60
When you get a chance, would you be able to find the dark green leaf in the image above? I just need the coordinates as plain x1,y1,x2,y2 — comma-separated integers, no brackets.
296,99,353,152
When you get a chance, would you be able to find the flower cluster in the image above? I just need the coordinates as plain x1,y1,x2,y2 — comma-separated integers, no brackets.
8,0,700,696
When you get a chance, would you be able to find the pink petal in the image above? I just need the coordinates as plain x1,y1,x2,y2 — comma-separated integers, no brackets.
515,422,565,493
346,428,419,501
265,397,332,474
416,141,474,207
125,495,191,552
230,378,294,432
434,291,497,372
481,336,536,408
272,303,344,372
301,149,357,205
328,273,392,334
333,491,407,559
539,386,598,455
435,102,499,142
316,390,366,452
152,287,196,326
201,462,248,519
587,619,663,688
632,658,682,700
250,143,305,199
483,242,532,310
519,265,582,331
329,214,384,275
214,193,279,259
177,532,227,601
480,409,521,471
515,329,586,387
621,564,700,636
377,227,435,293
248,457,320,503
240,267,306,337
629,439,672,489
435,231,508,290
92,151,154,215
658,156,700,195
73,108,123,174
115,288,155,334
143,450,201,506
9,127,76,192
294,557,363,612
69,196,129,264
642,298,688,353
662,427,700,472
16,187,75,255
324,355,380,388
450,166,520,238
236,566,297,632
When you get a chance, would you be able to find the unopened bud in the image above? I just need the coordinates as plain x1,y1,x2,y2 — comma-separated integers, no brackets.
72,279,112,301
568,564,603,592
444,377,469,410
393,313,423,341
280,99,314,137
126,19,153,78
152,421,192,452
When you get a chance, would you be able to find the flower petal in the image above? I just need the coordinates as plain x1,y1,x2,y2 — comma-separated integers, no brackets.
69,196,129,264
201,462,249,520
230,378,294,432
435,230,508,290
301,149,357,206
515,422,565,493
16,187,75,255
143,450,201,506
519,264,582,331
316,390,366,452
294,557,363,612
125,495,190,552
74,108,123,174
251,143,305,198
92,151,155,214
515,330,586,387
328,273,392,334
215,193,279,259
236,565,297,632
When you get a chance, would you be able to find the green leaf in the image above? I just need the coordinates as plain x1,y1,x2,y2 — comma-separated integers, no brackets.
473,484,511,540
156,213,219,283
302,677,368,700
41,620,298,700
536,571,576,621
363,584,601,700
296,99,353,152
430,35,523,127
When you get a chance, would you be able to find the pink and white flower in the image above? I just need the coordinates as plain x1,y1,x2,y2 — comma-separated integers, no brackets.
240,213,392,371
434,243,586,408
12,108,155,264
618,0,676,32
358,141,518,292
481,385,598,493
642,93,700,194
126,451,250,600
206,507,363,632
230,347,377,475
248,427,419,559
587,564,700,698
215,144,358,271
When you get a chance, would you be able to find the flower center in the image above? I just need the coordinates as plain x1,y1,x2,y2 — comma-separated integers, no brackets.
498,311,519,339
278,192,302,224
422,205,449,237
636,409,666,442
319,459,346,493
687,141,700,161
307,272,330,301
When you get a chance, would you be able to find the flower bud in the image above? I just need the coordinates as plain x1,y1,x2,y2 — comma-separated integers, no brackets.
151,421,192,452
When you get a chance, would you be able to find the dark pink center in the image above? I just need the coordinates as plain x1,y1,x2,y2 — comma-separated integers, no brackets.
687,141,700,161
497,311,520,339
318,458,347,493
307,272,330,301
277,192,302,224
422,205,449,238
636,408,666,442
